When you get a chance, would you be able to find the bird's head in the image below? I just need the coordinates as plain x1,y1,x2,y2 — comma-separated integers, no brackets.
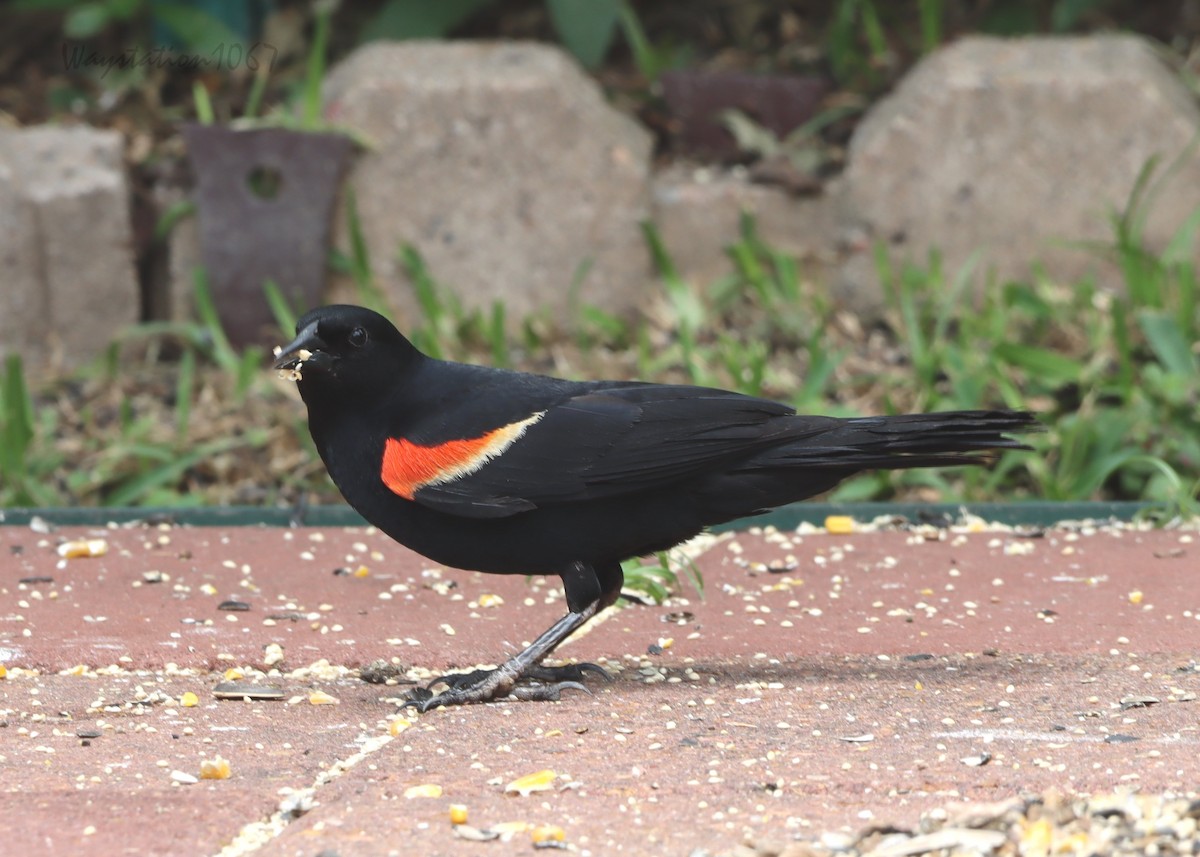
273,305,421,404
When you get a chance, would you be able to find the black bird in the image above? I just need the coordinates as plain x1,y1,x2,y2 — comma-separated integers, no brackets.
274,305,1036,710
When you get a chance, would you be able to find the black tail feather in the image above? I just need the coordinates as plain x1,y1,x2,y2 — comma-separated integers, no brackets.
762,409,1040,471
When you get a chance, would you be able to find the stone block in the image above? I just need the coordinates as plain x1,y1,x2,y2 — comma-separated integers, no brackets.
650,163,840,288
0,126,139,372
839,35,1200,313
321,41,653,327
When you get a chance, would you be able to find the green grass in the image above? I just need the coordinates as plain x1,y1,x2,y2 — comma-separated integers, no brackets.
2,176,1197,519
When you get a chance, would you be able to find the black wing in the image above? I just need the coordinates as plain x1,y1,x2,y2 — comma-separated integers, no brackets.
411,384,817,519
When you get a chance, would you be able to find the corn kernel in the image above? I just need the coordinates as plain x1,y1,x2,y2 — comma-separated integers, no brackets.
56,539,108,559
199,757,231,780
531,825,566,844
505,769,556,796
404,784,442,799
824,515,855,534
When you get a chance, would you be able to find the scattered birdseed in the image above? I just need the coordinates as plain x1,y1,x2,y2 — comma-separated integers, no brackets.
403,783,443,799
56,539,108,559
505,769,557,796
454,824,500,842
824,515,855,534
218,600,250,612
531,825,567,847
449,804,469,825
213,682,285,701
263,643,285,667
199,757,231,780
180,691,199,707
308,690,339,705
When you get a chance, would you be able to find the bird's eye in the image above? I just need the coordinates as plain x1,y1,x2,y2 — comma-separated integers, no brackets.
348,327,368,348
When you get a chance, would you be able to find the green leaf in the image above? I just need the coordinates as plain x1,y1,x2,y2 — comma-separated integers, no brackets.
1050,0,1107,32
106,435,260,506
63,3,110,38
175,348,195,441
547,0,621,69
191,267,239,374
360,0,494,41
154,199,196,242
149,3,242,55
12,0,92,10
302,0,333,130
1162,202,1200,266
263,279,300,337
917,0,943,52
192,81,215,125
0,355,35,481
993,343,1082,385
1137,310,1198,376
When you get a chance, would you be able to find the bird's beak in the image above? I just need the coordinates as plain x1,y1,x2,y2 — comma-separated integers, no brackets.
272,321,328,379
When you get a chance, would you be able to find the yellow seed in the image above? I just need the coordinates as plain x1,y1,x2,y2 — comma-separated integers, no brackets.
223,668,244,681
403,784,442,799
180,691,199,707
199,757,231,780
1128,590,1143,605
505,769,556,796
0,665,7,679
388,717,412,736
308,690,339,705
478,593,504,608
56,539,108,559
914,680,923,691
449,804,468,825
531,825,566,844
824,515,855,534
1020,817,1053,853
354,565,370,578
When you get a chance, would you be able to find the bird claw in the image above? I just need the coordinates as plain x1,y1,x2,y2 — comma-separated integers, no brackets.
510,681,591,702
404,661,608,710
425,668,493,691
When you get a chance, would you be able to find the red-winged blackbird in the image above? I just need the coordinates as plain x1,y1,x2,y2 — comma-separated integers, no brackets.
275,305,1037,710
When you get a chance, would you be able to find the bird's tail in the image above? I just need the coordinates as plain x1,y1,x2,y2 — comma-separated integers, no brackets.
764,409,1040,471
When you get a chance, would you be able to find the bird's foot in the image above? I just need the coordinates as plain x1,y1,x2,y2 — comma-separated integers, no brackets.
405,661,611,711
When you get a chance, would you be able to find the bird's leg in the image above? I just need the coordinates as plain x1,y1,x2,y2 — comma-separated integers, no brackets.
407,561,621,710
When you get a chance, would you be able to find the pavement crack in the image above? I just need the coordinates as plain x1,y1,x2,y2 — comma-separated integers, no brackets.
212,727,395,857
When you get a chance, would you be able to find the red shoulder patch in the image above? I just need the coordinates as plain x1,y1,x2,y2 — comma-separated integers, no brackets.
380,412,545,500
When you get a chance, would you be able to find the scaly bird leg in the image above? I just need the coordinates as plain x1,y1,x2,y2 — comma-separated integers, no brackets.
406,599,610,711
